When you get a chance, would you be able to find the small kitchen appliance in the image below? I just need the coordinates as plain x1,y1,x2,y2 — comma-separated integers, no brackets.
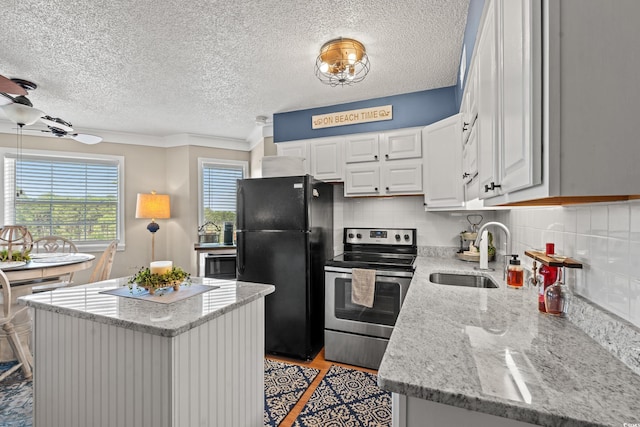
324,227,417,369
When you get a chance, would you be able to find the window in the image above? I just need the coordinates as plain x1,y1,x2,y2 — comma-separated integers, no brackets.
199,158,248,236
2,149,124,250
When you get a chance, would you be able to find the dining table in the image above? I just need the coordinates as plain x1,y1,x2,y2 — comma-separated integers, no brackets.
1,252,95,286
0,253,95,362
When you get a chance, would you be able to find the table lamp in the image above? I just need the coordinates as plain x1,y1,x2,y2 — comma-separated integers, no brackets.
136,191,171,261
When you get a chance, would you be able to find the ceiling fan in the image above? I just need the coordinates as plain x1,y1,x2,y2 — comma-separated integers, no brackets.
0,73,103,144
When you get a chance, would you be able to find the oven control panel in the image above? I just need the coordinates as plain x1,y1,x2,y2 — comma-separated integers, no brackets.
344,228,415,246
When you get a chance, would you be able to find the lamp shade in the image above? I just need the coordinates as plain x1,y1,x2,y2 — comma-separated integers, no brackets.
135,192,171,219
1,102,43,126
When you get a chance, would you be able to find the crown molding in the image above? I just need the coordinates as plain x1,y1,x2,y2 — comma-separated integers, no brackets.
0,118,261,152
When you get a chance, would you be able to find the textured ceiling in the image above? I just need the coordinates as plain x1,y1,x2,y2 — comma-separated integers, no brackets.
1,0,469,146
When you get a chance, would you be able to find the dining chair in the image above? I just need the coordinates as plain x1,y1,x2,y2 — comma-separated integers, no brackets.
32,236,78,254
32,236,79,287
88,240,118,283
0,269,33,381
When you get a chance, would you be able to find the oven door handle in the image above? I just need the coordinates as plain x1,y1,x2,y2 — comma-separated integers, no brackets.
324,265,414,278
324,266,359,275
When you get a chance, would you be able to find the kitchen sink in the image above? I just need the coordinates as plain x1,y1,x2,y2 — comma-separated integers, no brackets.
429,273,498,288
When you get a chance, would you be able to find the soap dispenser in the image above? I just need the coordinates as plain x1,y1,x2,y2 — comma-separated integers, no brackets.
507,255,524,288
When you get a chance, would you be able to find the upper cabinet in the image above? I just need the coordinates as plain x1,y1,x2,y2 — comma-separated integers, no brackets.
423,114,464,210
344,128,423,196
382,128,422,160
309,137,344,182
496,0,541,195
276,140,309,174
476,0,500,199
275,127,423,197
473,0,640,206
344,133,380,163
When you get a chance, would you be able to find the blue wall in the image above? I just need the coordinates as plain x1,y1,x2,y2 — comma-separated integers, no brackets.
455,0,486,109
274,86,457,143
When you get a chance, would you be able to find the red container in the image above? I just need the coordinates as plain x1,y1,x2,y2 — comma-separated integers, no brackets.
545,242,555,255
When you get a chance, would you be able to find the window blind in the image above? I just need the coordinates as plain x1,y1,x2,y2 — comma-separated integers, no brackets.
4,155,120,242
202,164,244,213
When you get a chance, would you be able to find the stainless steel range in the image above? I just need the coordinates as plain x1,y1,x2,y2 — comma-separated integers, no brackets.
324,227,417,369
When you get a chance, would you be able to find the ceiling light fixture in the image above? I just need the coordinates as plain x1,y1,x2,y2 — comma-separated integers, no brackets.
2,95,43,126
315,37,370,87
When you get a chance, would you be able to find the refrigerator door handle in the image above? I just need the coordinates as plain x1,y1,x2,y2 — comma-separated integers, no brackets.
237,232,245,275
237,184,245,230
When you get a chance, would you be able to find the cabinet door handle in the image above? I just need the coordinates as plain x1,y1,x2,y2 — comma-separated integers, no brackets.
484,182,502,193
374,187,378,192
374,155,378,160
386,187,389,191
463,172,470,179
463,122,470,131
385,154,389,159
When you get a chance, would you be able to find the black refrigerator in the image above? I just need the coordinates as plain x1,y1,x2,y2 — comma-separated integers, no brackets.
236,175,333,360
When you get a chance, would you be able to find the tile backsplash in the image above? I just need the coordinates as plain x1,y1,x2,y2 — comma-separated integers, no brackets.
332,185,496,255
498,201,640,328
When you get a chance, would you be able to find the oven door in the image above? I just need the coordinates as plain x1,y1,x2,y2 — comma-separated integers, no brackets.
325,267,411,339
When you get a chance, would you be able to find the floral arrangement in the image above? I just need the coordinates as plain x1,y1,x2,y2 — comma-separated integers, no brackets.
128,266,191,295
0,249,31,262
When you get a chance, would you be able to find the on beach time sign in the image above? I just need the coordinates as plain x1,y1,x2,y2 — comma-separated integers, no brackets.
311,105,393,129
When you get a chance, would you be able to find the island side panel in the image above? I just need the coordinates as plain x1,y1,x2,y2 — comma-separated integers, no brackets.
172,298,265,427
33,309,172,427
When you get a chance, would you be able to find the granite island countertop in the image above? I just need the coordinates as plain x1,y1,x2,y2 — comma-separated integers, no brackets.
377,256,640,426
19,277,274,337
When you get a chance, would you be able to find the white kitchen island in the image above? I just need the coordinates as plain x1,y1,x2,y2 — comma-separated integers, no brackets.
20,277,274,427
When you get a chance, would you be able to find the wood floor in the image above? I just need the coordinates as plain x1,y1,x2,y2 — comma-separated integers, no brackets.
266,348,378,427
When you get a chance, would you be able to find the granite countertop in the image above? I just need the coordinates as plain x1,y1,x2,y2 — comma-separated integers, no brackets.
19,277,274,337
377,256,640,426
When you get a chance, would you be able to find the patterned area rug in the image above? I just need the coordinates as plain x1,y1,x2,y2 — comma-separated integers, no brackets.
264,359,320,427
0,359,319,427
0,362,32,427
293,365,392,427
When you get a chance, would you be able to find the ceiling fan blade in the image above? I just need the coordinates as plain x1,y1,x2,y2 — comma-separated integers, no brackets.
72,133,102,144
0,74,27,96
40,116,74,133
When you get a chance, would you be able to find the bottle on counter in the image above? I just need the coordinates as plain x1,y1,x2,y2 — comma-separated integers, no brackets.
506,254,524,288
538,243,559,312
544,269,570,317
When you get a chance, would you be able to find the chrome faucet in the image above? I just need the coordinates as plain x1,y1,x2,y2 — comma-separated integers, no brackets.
473,221,512,279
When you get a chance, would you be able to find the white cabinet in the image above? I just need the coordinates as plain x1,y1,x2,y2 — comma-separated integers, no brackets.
382,128,422,160
461,64,478,145
462,124,478,185
344,165,380,195
344,133,380,163
383,160,423,195
278,127,424,197
344,127,423,196
496,0,541,194
309,137,343,181
423,114,464,209
474,0,541,200
476,0,500,199
276,140,309,174
460,0,639,206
